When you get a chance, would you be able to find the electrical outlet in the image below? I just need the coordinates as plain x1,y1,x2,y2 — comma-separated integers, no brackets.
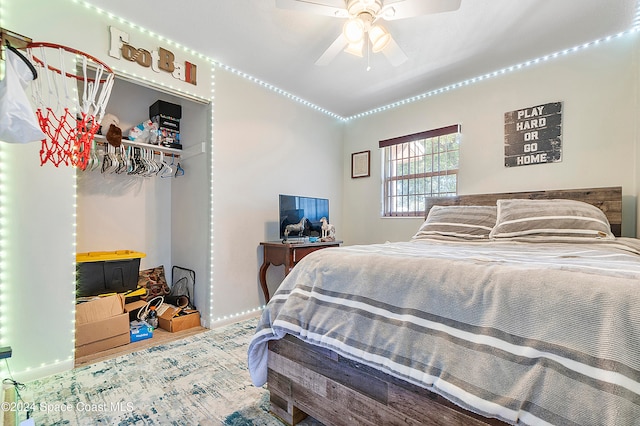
0,346,12,359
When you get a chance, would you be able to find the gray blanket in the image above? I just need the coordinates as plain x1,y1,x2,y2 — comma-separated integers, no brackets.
248,238,640,425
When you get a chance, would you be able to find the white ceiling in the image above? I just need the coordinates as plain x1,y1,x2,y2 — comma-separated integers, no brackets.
83,0,638,118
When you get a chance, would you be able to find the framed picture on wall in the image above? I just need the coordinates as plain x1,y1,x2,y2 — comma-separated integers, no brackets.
351,150,370,178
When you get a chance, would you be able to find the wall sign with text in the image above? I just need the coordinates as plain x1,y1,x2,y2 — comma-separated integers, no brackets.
108,26,198,87
504,102,562,167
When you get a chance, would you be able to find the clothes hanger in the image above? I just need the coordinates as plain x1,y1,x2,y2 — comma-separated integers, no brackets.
115,145,127,174
174,161,184,178
160,153,175,178
157,151,172,178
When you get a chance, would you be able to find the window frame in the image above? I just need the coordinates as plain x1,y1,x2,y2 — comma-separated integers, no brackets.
379,124,461,217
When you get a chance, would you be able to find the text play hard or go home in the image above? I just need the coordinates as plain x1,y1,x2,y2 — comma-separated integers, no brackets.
504,102,563,167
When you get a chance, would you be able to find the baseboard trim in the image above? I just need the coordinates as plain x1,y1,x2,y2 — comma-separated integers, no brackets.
10,359,74,384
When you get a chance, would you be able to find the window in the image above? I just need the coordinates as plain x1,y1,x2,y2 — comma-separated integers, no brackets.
379,124,461,217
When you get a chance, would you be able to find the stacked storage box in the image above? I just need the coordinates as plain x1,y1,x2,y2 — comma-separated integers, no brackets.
75,294,129,357
150,100,182,149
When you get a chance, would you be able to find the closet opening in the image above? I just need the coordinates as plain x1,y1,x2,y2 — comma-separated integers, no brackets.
74,76,211,365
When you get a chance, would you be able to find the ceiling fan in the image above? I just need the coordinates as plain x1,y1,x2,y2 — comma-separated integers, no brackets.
276,0,462,67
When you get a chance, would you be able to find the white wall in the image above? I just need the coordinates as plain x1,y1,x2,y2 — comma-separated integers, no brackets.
170,101,211,324
0,141,76,380
342,34,640,244
212,68,344,314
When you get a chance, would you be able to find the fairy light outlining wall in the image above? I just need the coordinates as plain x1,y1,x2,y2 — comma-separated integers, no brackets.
346,28,640,121
68,64,80,361
70,170,78,354
0,0,9,379
0,146,8,377
214,63,342,121
209,62,215,325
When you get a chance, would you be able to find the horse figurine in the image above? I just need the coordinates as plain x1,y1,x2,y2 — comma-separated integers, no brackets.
320,217,335,240
284,217,306,239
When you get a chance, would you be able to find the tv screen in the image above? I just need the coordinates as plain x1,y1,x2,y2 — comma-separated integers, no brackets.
279,194,329,240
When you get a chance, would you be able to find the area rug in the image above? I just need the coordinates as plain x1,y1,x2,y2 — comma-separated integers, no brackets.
23,317,322,425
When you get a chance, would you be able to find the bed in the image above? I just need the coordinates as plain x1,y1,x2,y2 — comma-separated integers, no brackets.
248,186,640,425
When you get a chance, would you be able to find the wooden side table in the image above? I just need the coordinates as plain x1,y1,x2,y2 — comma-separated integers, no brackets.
259,240,342,302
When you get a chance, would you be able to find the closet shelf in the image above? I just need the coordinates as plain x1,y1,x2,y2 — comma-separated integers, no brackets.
94,135,205,160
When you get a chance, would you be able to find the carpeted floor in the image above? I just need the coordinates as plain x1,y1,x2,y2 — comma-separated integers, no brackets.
21,317,322,425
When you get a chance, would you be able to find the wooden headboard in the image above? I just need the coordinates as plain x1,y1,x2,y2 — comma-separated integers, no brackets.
425,186,622,237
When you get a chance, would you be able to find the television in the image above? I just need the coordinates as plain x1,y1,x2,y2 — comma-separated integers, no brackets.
279,194,329,240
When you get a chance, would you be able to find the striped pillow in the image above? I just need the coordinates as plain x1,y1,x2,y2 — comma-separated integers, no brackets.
489,198,615,240
413,205,497,240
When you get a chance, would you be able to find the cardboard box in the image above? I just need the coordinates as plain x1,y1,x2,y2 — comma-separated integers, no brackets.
76,294,125,325
158,310,200,333
124,300,147,322
75,313,130,357
75,293,130,357
158,304,181,319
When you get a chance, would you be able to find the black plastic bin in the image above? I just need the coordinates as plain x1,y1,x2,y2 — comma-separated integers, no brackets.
76,251,146,297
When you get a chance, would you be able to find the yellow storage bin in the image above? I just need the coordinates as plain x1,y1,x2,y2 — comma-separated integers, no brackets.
76,250,146,297
76,250,146,263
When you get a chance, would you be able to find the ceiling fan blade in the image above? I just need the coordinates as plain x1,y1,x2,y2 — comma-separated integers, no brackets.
316,33,349,66
381,37,408,66
380,0,462,20
275,0,348,18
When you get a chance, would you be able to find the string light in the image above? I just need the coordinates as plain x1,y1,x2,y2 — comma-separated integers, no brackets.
203,63,344,120
109,65,209,105
209,60,216,327
211,306,264,326
70,165,77,352
0,0,9,380
347,28,639,120
70,0,640,118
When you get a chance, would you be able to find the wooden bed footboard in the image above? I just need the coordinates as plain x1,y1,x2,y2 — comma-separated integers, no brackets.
267,336,508,426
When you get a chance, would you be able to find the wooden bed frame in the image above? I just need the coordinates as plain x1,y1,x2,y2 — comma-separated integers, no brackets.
266,186,623,426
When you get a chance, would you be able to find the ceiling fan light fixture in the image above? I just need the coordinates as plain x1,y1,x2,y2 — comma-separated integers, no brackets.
344,40,364,57
369,24,391,52
343,18,365,44
381,6,396,19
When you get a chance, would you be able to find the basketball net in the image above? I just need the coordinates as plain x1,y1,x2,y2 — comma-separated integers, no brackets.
26,42,114,169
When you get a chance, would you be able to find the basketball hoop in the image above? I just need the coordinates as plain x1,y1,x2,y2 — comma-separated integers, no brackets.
26,42,115,169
